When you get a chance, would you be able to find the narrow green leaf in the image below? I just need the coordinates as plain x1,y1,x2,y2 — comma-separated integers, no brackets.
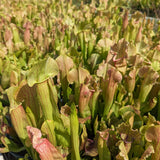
98,131,111,160
70,103,80,160
26,106,37,128
41,120,56,146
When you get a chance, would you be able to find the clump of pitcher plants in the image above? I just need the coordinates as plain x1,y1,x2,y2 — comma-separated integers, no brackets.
0,0,160,159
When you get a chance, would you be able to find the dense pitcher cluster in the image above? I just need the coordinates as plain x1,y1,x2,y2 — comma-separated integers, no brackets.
0,0,160,159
